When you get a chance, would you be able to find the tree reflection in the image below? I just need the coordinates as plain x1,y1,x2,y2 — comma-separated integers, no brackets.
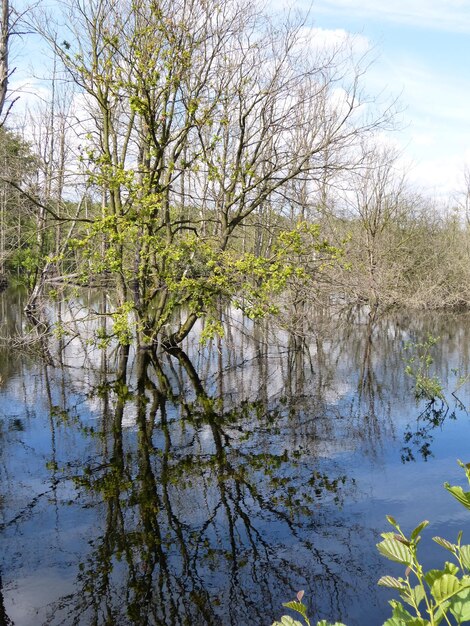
401,400,458,463
0,574,14,625
45,345,360,626
4,296,470,625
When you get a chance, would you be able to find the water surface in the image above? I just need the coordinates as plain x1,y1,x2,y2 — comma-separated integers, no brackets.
1,290,470,626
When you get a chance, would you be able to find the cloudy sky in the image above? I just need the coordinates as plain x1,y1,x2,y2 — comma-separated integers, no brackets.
299,0,470,199
8,0,470,200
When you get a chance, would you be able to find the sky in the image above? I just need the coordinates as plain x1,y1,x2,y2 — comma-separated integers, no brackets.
297,0,470,200
7,0,470,202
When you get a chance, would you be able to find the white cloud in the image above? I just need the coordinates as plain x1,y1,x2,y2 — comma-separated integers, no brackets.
355,50,470,197
7,79,51,118
312,0,470,32
409,132,435,148
410,155,464,197
384,61,468,125
299,26,371,55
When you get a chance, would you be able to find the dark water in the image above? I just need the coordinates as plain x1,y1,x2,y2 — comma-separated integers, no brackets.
1,288,470,626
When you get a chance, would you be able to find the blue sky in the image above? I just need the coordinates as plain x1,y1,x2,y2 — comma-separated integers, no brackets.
299,0,470,199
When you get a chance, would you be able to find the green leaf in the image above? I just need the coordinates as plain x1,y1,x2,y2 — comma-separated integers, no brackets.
425,569,446,588
283,601,308,620
448,586,470,623
396,583,425,610
445,484,470,511
382,617,407,626
378,576,406,590
316,621,347,626
433,537,456,553
272,617,303,626
382,600,429,626
383,615,430,626
387,515,400,529
431,573,461,603
406,585,425,609
457,459,470,476
377,538,414,565
460,545,470,570
444,561,459,576
434,601,451,625
411,521,429,541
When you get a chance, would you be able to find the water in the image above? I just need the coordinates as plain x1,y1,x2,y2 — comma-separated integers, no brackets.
1,288,470,626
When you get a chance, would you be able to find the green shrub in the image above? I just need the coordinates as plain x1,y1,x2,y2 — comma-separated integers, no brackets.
273,461,470,626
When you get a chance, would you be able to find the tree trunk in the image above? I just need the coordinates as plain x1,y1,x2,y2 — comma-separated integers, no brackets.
0,0,9,124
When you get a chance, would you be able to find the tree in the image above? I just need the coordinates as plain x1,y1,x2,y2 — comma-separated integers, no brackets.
0,0,28,125
0,0,11,124
0,125,38,276
34,0,394,348
337,144,412,316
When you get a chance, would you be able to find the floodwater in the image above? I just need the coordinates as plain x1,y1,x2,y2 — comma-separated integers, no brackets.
1,288,470,626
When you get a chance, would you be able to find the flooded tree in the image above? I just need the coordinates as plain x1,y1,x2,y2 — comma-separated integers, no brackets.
2,284,470,625
29,0,393,348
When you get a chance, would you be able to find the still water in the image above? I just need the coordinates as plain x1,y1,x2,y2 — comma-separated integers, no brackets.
1,288,470,626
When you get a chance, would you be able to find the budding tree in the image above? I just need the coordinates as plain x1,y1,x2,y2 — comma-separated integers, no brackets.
35,0,394,347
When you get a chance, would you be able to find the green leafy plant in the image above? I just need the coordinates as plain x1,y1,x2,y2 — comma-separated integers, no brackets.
377,460,470,625
272,590,346,626
377,518,470,625
403,335,445,402
273,461,470,626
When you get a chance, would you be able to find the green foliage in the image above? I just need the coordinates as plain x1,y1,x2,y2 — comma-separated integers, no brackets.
378,463,470,625
111,301,135,346
273,462,470,626
403,335,445,402
0,127,42,277
8,246,40,282
199,318,224,344
272,590,346,626
445,461,470,512
68,217,340,345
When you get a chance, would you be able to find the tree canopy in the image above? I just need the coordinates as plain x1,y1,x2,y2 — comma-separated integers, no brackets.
23,0,391,346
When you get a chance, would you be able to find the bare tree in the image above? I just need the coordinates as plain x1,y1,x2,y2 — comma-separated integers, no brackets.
0,0,10,123
0,0,26,125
